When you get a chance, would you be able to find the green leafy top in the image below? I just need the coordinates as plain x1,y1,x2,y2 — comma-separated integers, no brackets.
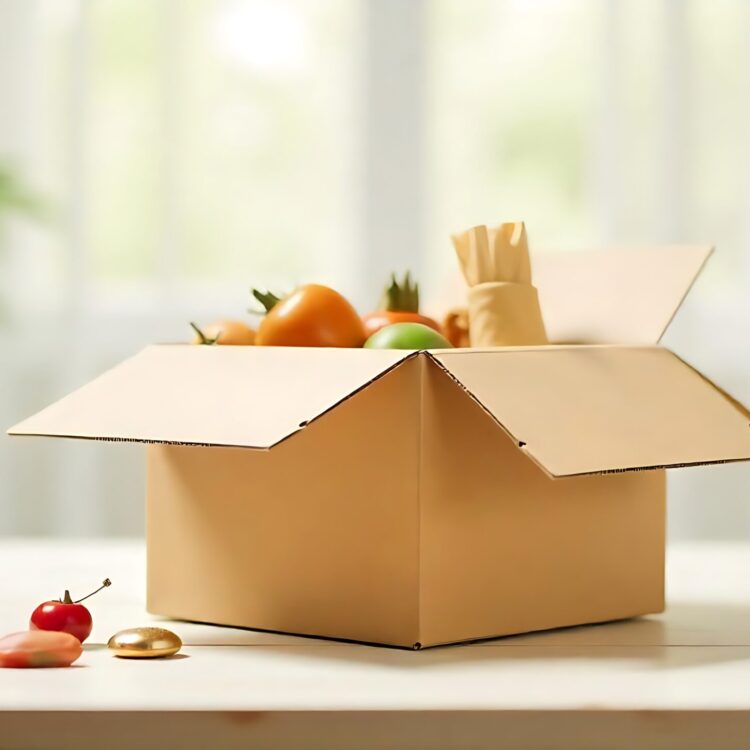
380,272,420,313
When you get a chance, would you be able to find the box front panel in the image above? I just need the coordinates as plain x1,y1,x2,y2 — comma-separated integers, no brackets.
146,358,422,647
419,360,666,646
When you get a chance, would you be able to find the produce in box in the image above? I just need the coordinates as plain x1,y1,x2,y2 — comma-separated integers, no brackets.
362,272,441,337
252,283,366,347
190,320,256,346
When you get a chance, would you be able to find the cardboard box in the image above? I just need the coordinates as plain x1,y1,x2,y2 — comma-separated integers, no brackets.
8,245,750,648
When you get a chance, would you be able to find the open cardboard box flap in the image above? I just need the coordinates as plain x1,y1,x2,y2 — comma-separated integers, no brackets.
435,244,714,345
7,345,415,449
534,244,714,345
8,343,750,478
432,346,750,477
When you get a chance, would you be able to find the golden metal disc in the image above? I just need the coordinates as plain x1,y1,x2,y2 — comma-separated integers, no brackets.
107,627,182,658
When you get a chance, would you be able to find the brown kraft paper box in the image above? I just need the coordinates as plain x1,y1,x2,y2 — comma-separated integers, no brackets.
8,244,750,648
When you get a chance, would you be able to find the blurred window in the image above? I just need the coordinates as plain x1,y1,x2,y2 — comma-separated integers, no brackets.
1,0,749,538
14,0,359,314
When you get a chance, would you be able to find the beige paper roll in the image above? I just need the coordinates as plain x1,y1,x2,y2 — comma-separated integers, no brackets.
468,283,547,346
452,221,548,347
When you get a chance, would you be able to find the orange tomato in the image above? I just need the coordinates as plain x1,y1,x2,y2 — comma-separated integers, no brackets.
256,284,366,347
191,320,255,346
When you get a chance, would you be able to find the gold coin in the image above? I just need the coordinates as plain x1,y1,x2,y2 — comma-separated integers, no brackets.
107,627,182,658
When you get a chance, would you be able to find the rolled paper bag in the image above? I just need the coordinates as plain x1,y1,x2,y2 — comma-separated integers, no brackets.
468,282,547,346
452,221,548,347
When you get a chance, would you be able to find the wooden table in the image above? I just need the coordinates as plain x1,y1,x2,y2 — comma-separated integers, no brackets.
2,539,750,749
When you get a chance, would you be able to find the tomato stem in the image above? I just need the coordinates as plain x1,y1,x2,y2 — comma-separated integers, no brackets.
251,289,282,313
190,322,220,345
74,578,112,604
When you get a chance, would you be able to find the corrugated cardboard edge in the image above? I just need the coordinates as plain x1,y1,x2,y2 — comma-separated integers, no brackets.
6,349,421,451
268,350,420,450
422,350,556,479
10,344,748,475
424,348,750,479
655,244,714,343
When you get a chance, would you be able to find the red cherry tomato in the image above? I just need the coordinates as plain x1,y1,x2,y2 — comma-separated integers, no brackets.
30,579,111,644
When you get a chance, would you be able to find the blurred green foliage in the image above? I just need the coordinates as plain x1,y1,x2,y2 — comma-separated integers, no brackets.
0,161,43,241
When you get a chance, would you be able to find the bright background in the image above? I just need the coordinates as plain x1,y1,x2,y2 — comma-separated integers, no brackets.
0,0,748,538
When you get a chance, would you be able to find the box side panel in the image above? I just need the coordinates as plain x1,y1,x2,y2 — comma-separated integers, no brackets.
146,358,421,648
418,361,665,647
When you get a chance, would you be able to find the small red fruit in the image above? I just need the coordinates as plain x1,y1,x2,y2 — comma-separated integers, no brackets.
30,579,111,644
0,630,82,668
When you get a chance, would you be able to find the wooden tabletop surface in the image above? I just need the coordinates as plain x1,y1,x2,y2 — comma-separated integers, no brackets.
2,538,750,749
